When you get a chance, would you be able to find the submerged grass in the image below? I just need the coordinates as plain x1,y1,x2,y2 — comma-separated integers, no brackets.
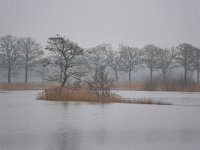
37,87,172,105
126,98,172,105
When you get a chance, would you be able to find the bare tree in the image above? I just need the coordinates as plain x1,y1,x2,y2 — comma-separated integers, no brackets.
0,35,21,83
86,44,113,95
193,47,200,84
156,48,174,82
174,43,195,84
19,37,44,83
35,57,50,83
104,45,121,82
119,45,141,83
87,65,113,96
142,44,159,83
45,34,84,87
86,44,109,73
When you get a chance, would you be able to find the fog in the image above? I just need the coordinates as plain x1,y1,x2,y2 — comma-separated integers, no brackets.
0,0,200,49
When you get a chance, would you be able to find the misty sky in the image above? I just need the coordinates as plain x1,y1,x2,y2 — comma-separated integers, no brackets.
0,0,200,49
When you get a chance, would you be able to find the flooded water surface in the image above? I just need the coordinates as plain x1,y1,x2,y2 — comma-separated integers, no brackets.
0,90,200,150
115,90,200,106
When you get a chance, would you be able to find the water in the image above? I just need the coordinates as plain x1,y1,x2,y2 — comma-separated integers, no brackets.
115,90,200,106
0,90,200,150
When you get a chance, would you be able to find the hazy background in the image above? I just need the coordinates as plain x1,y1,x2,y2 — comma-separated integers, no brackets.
0,0,200,49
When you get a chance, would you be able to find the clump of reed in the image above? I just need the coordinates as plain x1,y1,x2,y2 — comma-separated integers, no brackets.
37,87,172,105
113,82,144,90
37,87,122,103
112,78,200,92
143,78,200,92
0,82,58,90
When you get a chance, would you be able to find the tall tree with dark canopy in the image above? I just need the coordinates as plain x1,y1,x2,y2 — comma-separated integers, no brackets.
119,45,141,83
175,43,195,84
0,35,21,83
19,37,44,83
45,34,84,87
143,44,159,83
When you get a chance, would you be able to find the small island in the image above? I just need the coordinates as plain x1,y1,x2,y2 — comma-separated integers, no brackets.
37,86,171,105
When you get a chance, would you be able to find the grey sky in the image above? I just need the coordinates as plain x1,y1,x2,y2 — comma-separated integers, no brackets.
0,0,200,49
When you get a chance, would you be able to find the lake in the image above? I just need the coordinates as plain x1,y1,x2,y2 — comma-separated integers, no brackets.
114,90,200,106
0,90,200,150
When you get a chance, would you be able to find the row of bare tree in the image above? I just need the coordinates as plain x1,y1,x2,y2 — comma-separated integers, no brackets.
1,34,200,86
0,35,44,83
85,43,200,85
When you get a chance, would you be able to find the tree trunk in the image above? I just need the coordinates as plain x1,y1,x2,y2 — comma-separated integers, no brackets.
197,69,200,84
7,61,11,83
61,81,65,87
184,68,187,85
25,64,28,83
61,78,66,87
61,73,67,87
8,68,11,83
128,71,131,83
42,65,45,83
150,67,153,83
162,69,166,83
114,69,118,82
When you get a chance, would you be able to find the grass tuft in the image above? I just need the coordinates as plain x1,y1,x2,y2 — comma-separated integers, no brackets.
126,98,172,105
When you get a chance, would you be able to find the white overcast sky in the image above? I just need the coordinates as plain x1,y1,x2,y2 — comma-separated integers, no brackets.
0,0,200,49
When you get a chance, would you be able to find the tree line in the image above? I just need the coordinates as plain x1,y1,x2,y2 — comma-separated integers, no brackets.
0,34,200,86
0,35,44,83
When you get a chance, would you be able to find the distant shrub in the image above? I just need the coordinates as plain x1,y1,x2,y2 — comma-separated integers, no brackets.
86,66,113,96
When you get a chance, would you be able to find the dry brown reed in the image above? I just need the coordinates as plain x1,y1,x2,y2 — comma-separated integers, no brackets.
0,82,58,90
37,87,122,103
127,98,172,105
37,87,172,105
113,82,144,90
113,81,200,92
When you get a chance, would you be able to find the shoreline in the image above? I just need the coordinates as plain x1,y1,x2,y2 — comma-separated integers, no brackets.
0,82,200,92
